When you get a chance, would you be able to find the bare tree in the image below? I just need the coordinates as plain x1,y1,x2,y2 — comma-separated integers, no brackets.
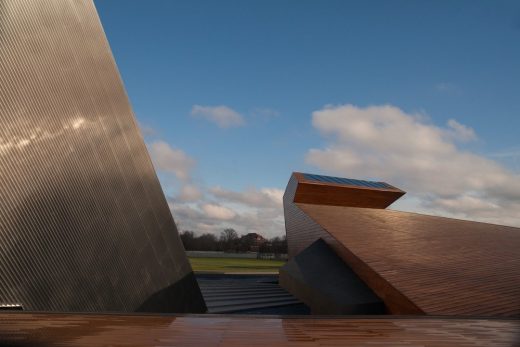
219,228,239,252
180,230,195,250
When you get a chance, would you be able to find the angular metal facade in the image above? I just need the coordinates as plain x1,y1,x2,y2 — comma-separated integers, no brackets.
283,172,520,317
0,0,205,312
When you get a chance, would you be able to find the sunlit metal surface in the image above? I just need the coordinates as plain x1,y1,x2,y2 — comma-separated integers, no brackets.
0,312,519,346
0,0,204,312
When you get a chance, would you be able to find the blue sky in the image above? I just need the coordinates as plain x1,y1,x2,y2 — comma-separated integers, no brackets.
95,1,520,236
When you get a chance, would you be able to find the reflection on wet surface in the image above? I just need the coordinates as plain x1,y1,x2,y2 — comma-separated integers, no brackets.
0,313,519,346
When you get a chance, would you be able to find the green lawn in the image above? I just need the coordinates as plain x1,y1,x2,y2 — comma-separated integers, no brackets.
189,257,286,273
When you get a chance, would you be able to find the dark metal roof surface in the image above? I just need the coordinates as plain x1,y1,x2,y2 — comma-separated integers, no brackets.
303,173,393,189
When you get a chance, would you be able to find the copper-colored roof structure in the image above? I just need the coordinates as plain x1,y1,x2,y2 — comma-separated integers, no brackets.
1,0,519,344
293,172,405,208
1,312,519,346
284,172,520,317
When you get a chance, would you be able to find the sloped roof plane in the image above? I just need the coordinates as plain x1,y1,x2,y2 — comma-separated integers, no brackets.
284,172,520,317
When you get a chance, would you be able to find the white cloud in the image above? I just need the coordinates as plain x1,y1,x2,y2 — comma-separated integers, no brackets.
201,203,237,220
178,184,203,202
191,105,245,128
447,119,476,142
137,121,157,137
306,104,520,227
210,186,283,208
146,135,284,237
148,140,195,182
168,186,285,238
261,188,284,206
490,147,520,159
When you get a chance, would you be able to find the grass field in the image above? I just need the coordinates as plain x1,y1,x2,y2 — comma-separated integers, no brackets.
188,257,286,273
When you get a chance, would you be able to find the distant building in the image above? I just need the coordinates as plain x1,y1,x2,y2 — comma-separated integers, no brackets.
242,233,267,252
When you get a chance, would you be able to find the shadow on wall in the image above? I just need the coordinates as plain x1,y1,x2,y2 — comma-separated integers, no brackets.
136,272,207,313
279,239,385,315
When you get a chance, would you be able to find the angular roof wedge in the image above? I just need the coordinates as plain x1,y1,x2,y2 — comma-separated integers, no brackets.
291,172,405,209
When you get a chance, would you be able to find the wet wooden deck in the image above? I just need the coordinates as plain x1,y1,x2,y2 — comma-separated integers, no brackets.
0,312,519,346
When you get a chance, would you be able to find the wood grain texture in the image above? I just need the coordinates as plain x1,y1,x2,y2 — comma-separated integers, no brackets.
1,312,519,346
293,172,405,209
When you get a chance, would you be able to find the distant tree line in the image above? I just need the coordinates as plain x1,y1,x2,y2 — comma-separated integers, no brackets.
258,236,287,255
180,228,287,255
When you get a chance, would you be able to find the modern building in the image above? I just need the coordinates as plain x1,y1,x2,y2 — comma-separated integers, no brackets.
281,172,520,317
0,0,519,345
0,0,205,313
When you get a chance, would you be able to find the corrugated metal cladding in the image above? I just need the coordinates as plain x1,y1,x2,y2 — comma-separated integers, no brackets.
0,0,205,312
